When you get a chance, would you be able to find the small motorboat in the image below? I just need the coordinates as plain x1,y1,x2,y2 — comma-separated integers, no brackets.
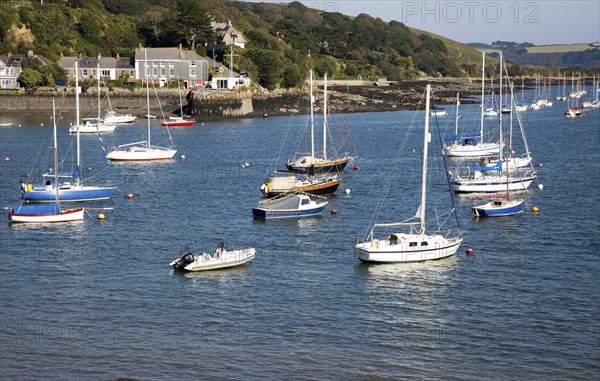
252,192,328,219
472,199,525,217
170,241,256,272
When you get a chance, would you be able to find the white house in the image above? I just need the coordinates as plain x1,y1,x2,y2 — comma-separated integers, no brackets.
135,46,209,88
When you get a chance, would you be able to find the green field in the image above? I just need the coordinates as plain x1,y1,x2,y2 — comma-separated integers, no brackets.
527,44,595,53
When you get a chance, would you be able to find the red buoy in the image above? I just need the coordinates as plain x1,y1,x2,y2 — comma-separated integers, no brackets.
466,247,474,255
538,163,543,168
123,129,129,133
331,209,337,215
353,165,359,170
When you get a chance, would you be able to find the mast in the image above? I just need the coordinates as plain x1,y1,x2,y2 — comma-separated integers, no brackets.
480,51,485,142
145,49,151,148
323,73,328,161
309,69,315,162
420,84,431,234
53,99,59,204
454,92,460,137
97,61,101,118
499,52,504,163
74,60,81,186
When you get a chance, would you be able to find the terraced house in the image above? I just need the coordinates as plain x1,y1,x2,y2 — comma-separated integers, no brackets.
135,46,209,89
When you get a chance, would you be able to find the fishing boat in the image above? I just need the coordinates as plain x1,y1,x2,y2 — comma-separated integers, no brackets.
260,173,340,197
286,71,355,173
444,52,500,158
430,108,447,117
252,192,328,219
170,241,256,272
68,62,117,134
354,85,463,263
9,101,84,223
106,49,177,161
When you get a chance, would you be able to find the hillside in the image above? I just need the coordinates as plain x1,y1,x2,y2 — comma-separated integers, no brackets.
2,0,596,90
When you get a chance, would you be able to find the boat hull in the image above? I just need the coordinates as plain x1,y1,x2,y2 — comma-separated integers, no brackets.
69,123,117,134
472,199,525,217
160,120,195,127
355,235,463,263
9,205,84,223
107,146,177,161
22,186,114,203
171,249,256,272
445,143,500,158
452,175,535,193
252,205,325,219
286,157,352,173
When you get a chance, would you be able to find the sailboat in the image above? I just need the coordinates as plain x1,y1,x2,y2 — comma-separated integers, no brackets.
106,49,177,161
161,79,196,127
9,101,85,223
450,52,536,193
21,65,116,202
286,71,355,173
354,84,463,263
564,75,584,118
69,61,117,134
472,102,525,217
444,52,500,158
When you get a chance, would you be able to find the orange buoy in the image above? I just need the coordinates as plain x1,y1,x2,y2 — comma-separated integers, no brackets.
127,193,134,199
466,247,474,255
331,209,337,215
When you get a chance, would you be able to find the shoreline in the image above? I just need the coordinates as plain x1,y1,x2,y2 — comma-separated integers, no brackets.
0,77,536,122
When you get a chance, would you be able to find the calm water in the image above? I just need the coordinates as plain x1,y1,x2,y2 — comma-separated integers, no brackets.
0,95,599,380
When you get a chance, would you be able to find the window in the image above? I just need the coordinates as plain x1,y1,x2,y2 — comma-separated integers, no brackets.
421,241,429,246
169,62,174,67
161,68,166,76
190,69,196,77
301,199,310,205
82,70,88,76
409,242,418,247
169,69,174,77
153,68,158,77
101,70,110,77
190,60,197,67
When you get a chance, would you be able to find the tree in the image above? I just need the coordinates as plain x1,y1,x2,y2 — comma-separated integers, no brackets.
19,68,43,89
170,0,214,51
246,49,282,90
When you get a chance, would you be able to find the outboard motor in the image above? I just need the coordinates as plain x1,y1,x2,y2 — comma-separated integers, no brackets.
171,253,194,271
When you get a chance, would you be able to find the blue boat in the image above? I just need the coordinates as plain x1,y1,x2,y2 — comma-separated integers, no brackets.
252,193,328,220
472,199,525,217
20,60,115,203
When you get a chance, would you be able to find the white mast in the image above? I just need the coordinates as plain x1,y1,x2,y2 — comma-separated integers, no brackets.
145,49,151,149
97,61,101,118
499,52,504,163
480,51,485,142
323,73,328,161
53,99,59,204
454,92,460,137
74,60,81,186
420,84,431,234
309,69,315,163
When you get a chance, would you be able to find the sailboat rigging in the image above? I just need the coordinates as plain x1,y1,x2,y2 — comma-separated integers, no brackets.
354,84,463,263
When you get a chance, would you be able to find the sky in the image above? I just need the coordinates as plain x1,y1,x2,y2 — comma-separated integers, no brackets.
250,0,600,45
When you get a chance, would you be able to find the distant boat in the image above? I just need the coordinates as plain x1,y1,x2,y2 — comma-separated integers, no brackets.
160,117,195,127
252,192,328,219
429,109,447,117
354,85,463,263
9,101,84,223
106,49,177,161
101,110,137,124
0,122,13,127
170,241,256,272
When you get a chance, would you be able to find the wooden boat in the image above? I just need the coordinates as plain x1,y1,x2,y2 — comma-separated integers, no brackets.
260,174,340,197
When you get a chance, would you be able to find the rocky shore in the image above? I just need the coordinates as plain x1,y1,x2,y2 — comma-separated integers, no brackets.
0,78,525,121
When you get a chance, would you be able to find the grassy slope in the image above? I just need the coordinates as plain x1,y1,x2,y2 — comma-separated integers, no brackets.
409,27,486,67
527,44,593,53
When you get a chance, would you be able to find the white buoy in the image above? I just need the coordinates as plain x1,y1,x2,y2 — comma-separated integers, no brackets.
538,184,544,190
345,188,351,195
180,154,186,159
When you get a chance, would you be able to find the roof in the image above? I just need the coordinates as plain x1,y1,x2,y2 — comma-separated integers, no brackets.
218,25,247,44
135,47,205,61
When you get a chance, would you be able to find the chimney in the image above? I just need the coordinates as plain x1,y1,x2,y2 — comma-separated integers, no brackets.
116,53,120,61
27,50,34,58
98,53,101,60
179,43,183,59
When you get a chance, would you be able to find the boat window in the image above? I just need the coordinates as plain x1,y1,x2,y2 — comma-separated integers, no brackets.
421,241,429,246
301,199,310,205
409,242,418,247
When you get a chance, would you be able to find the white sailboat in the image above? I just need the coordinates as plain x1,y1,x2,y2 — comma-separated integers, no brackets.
451,52,536,193
106,49,177,161
9,101,85,223
69,61,116,134
444,52,500,158
354,85,463,263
